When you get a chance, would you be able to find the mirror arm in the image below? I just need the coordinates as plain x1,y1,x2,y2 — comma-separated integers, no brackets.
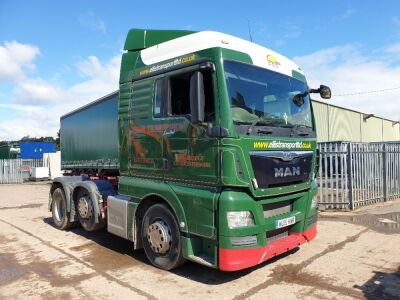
308,88,320,94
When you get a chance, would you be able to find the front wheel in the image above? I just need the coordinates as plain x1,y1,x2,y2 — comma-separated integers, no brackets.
141,204,186,270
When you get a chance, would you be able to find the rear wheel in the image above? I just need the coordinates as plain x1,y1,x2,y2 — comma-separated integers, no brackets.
141,204,186,270
52,188,73,230
76,188,104,231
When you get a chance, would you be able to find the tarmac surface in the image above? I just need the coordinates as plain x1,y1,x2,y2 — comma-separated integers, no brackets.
0,182,399,299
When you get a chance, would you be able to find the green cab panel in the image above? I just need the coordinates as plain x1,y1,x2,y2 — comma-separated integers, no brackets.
124,29,195,51
218,183,318,250
162,117,220,185
119,176,218,238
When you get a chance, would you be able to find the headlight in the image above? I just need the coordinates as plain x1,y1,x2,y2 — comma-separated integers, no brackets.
311,195,318,209
227,211,255,229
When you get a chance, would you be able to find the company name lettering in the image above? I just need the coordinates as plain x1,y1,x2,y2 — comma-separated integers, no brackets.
140,54,196,76
253,141,312,149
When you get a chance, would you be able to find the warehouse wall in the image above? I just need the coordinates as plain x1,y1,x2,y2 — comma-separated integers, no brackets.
312,100,400,142
383,120,400,141
311,101,329,141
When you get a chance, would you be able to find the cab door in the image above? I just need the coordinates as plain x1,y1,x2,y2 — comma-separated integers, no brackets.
158,64,220,238
161,65,219,185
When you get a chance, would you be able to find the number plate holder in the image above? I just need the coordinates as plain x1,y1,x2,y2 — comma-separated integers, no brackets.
275,216,296,229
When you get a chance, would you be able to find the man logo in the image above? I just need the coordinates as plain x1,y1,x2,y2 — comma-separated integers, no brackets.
281,152,295,161
274,166,301,178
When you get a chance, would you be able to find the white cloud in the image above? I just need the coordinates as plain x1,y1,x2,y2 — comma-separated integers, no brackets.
385,42,400,54
0,51,121,140
384,42,400,61
0,103,43,113
78,12,106,33
13,79,64,105
0,41,40,83
294,44,400,120
76,55,120,82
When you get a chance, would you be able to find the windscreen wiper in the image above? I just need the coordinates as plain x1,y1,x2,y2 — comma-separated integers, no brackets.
247,118,273,135
290,124,313,137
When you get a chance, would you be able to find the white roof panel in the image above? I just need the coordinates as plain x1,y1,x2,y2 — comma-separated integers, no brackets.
140,31,303,78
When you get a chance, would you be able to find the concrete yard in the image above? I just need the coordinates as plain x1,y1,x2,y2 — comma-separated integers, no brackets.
0,182,399,299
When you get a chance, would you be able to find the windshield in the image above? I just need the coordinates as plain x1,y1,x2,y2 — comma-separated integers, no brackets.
224,60,313,130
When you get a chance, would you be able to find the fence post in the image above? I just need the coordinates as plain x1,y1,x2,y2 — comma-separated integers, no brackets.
347,143,354,210
382,144,388,201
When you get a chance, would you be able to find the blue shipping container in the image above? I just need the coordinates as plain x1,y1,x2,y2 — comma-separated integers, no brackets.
20,141,56,159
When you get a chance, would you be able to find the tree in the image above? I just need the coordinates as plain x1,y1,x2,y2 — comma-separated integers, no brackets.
55,130,60,151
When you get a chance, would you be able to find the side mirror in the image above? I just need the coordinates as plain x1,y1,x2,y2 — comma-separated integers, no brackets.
309,85,332,99
190,71,205,124
319,85,331,99
292,94,305,107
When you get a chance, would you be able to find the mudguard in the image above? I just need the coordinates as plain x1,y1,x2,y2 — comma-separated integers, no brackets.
49,176,87,212
50,176,115,223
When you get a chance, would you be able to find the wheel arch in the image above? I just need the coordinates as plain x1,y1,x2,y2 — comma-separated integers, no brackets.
72,180,115,224
49,182,63,211
49,176,86,213
50,176,115,224
133,193,186,250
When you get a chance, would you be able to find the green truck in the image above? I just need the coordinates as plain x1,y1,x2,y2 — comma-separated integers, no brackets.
50,29,331,271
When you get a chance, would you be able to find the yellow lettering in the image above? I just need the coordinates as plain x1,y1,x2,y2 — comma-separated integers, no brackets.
253,142,269,149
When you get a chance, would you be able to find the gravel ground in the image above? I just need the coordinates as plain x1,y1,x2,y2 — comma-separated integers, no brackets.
0,182,399,299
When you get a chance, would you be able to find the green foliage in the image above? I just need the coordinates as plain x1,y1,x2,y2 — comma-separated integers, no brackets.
55,130,60,151
0,131,60,150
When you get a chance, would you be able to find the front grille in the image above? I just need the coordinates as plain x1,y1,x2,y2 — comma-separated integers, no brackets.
263,200,293,218
250,151,313,189
266,227,289,243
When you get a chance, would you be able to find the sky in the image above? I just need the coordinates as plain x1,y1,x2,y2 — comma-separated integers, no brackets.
1,0,400,140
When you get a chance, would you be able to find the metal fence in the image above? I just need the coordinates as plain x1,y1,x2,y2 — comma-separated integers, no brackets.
0,159,44,184
21,159,43,181
318,142,400,210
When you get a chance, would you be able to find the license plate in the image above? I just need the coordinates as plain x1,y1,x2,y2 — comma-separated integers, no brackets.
275,216,296,229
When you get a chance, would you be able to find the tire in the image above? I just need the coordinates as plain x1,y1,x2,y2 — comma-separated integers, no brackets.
51,187,73,230
141,203,186,270
75,188,104,231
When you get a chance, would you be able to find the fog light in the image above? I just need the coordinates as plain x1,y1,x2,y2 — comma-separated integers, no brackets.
231,235,257,246
227,211,255,229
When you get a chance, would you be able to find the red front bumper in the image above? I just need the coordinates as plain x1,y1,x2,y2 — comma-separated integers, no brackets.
219,225,317,271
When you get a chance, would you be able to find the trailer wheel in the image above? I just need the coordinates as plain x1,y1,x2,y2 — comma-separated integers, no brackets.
141,203,186,270
76,188,104,231
51,188,73,230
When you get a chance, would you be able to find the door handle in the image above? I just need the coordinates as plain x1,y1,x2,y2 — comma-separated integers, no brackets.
162,158,170,170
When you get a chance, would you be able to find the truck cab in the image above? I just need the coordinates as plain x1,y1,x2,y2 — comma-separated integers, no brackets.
50,29,330,271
